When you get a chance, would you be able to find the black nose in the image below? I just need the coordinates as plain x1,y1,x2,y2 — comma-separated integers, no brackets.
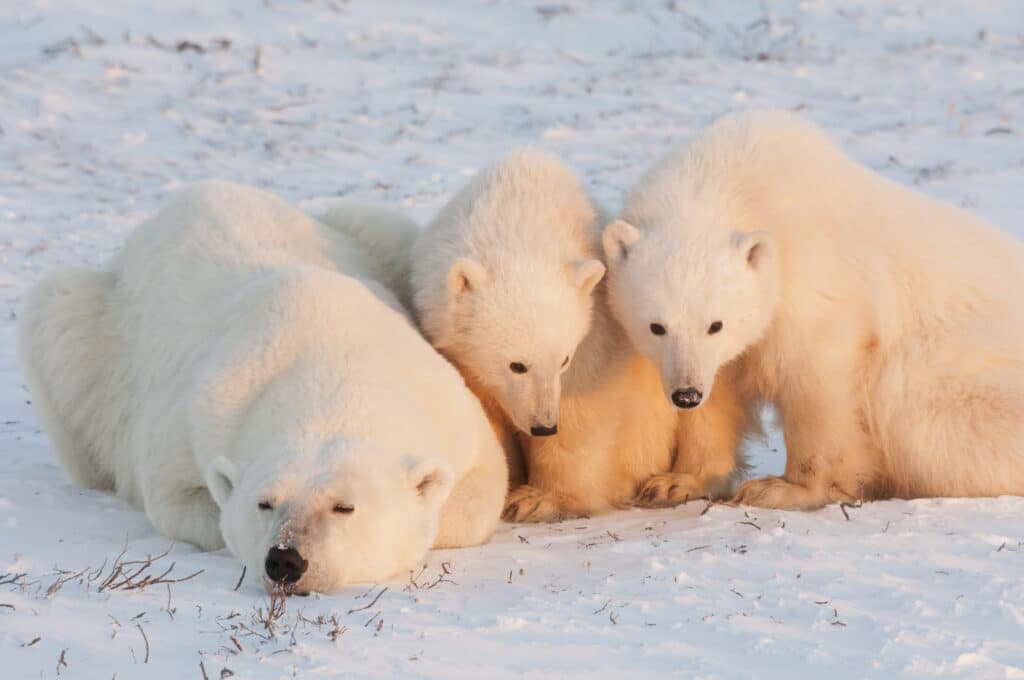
265,546,308,584
530,424,558,437
671,388,703,409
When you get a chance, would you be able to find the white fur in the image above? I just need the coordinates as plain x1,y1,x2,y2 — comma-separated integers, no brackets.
604,110,1024,509
315,199,419,311
18,180,506,591
412,149,606,436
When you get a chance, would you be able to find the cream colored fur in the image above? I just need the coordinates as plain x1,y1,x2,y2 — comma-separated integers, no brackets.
413,149,746,521
605,110,1024,510
18,181,507,591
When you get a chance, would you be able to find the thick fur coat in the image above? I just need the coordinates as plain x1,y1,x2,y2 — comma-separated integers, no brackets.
604,110,1024,509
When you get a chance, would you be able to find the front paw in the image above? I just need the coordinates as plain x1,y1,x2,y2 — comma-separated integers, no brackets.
502,485,571,523
634,472,705,508
732,476,830,510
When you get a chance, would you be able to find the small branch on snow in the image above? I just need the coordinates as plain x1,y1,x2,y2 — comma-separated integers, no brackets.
348,586,387,614
137,623,150,663
0,572,28,587
233,566,246,592
838,500,862,521
255,586,287,637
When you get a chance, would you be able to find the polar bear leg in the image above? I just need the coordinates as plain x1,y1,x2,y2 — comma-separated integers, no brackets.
17,267,120,490
141,464,225,551
433,440,507,549
638,366,755,507
734,365,872,510
874,331,1024,498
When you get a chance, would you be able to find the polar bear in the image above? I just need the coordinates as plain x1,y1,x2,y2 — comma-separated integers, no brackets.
603,109,1024,510
17,181,507,592
412,149,748,521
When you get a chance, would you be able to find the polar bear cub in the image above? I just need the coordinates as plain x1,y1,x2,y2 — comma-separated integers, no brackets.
603,110,1024,509
18,181,507,591
412,150,746,521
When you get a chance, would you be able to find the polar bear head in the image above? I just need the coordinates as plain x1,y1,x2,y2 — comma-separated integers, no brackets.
602,219,780,408
438,256,604,436
206,439,453,593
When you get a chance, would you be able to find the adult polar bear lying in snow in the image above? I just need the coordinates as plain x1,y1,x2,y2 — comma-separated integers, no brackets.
603,110,1024,510
18,181,507,592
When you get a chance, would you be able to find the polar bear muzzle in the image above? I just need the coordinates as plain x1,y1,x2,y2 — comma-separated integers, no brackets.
265,545,308,585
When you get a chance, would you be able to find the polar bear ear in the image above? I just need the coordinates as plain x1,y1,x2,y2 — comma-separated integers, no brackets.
602,220,641,263
572,259,606,296
732,230,776,271
446,258,488,298
206,456,239,509
408,458,455,507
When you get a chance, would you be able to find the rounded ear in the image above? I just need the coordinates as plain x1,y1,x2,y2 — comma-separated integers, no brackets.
206,456,239,509
446,258,488,298
572,259,606,296
408,458,455,507
732,230,776,270
601,219,641,263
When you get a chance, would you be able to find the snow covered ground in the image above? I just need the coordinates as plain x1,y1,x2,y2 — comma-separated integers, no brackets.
2,1,1024,677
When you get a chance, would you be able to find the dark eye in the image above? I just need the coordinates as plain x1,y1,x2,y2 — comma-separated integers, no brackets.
333,503,355,514
650,323,666,336
510,362,528,374
561,356,570,368
258,501,273,511
708,321,723,335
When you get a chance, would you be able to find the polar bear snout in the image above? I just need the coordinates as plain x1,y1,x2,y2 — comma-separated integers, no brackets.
265,545,308,584
529,423,558,437
671,387,703,409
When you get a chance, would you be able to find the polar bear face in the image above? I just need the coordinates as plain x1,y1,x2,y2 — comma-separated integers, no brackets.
602,219,780,408
440,257,604,436
206,442,453,593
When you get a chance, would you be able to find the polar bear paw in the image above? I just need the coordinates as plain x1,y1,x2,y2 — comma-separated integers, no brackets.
502,485,573,523
732,475,841,510
634,472,706,508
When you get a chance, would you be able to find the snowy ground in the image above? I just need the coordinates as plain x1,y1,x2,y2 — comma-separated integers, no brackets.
2,1,1024,677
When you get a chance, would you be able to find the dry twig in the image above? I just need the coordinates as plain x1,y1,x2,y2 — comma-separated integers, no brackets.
348,586,387,614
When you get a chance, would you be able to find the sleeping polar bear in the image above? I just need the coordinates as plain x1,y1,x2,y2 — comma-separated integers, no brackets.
17,180,507,593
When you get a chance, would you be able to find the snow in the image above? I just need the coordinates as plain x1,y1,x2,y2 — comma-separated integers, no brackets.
2,1,1024,677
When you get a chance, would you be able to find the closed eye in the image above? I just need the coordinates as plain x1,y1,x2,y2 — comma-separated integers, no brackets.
333,503,355,514
561,355,570,368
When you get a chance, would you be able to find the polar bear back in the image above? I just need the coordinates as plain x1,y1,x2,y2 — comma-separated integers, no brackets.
99,181,481,498
188,267,485,478
624,110,1024,336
